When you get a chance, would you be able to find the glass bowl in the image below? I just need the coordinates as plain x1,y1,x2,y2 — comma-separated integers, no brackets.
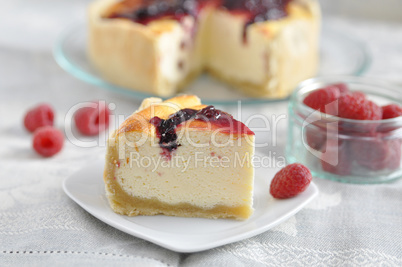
286,76,402,184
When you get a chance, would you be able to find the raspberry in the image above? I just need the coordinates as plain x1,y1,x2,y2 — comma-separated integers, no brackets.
321,139,351,176
351,136,401,171
387,141,401,170
332,83,349,94
33,126,64,157
24,104,54,132
74,101,111,136
305,126,326,151
303,85,341,114
269,163,312,199
382,104,402,119
352,91,366,100
338,92,382,121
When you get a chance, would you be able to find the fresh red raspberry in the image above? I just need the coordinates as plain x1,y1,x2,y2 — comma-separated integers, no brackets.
33,126,64,157
24,104,54,132
303,85,341,114
332,83,349,94
382,104,402,119
270,163,312,199
74,101,111,136
386,141,401,170
305,126,327,151
321,139,351,176
352,91,366,100
338,92,382,121
351,136,401,171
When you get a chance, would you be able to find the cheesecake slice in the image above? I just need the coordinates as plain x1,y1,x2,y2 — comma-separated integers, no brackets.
104,95,255,219
89,0,320,98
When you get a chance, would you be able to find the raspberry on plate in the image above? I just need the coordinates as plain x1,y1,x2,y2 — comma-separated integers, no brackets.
33,126,64,157
338,92,382,121
74,101,111,136
24,104,54,132
382,104,402,119
270,163,312,199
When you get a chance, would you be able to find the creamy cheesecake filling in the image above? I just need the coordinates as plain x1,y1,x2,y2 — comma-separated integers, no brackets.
205,2,316,92
155,16,196,83
103,1,205,86
113,130,254,210
220,0,290,42
205,10,268,85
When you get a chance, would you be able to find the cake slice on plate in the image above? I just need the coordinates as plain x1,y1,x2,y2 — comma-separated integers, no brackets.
104,95,255,220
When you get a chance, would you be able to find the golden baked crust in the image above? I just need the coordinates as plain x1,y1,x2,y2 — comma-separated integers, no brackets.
117,94,203,135
116,94,254,136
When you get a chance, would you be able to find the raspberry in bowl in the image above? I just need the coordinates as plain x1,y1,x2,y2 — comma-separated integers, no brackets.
286,76,402,183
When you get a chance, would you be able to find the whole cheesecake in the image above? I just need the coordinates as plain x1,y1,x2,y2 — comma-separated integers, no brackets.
104,95,255,220
89,0,320,98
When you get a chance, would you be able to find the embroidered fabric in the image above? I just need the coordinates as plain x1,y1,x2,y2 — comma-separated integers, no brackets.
1,1,402,265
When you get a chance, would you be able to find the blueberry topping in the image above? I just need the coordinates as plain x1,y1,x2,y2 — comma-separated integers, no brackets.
107,0,201,25
150,108,198,154
150,105,253,159
221,0,290,42
107,0,290,32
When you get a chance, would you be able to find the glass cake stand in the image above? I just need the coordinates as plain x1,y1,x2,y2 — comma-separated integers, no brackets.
53,21,370,105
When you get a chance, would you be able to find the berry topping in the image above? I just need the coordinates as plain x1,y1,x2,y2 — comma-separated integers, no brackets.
24,104,54,133
338,92,382,121
107,0,292,41
150,105,253,158
221,0,290,41
382,104,402,119
195,105,226,120
269,163,312,199
222,0,290,20
74,101,111,136
107,0,200,25
33,126,64,157
150,108,199,155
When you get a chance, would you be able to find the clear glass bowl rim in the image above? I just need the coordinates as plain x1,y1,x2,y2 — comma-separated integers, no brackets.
289,75,402,127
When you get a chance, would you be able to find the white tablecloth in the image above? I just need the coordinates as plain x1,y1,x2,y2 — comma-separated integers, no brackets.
1,0,402,266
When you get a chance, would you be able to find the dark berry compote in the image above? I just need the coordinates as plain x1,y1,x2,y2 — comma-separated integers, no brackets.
106,0,291,29
150,105,254,159
221,0,291,41
106,0,204,25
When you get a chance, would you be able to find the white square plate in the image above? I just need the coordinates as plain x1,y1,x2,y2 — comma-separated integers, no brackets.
63,159,318,253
